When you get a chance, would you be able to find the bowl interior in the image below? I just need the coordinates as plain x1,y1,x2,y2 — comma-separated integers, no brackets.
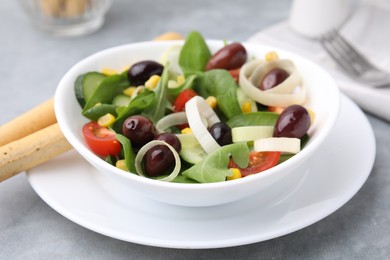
54,40,340,190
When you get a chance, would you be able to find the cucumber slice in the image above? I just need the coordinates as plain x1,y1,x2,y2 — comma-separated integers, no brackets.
112,94,131,107
74,74,86,107
83,72,106,101
176,134,199,148
74,72,106,107
180,145,207,164
232,125,274,142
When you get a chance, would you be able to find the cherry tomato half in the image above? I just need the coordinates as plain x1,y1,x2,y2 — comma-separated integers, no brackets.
228,151,281,177
82,121,121,157
173,89,197,112
228,68,240,83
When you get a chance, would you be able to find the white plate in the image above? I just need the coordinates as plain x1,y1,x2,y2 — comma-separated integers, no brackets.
27,95,375,249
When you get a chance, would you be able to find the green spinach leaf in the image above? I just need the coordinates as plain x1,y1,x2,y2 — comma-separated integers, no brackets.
116,134,136,173
82,104,118,121
179,31,211,76
112,90,155,132
82,74,129,112
182,142,249,183
142,65,170,123
227,111,279,128
167,74,198,98
195,69,242,119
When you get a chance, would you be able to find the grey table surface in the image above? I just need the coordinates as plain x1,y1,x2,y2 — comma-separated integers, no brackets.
1,0,389,259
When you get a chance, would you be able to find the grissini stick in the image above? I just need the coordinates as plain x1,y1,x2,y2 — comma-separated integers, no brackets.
0,98,56,147
0,123,71,182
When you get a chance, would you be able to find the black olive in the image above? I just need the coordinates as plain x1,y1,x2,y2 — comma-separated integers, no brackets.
273,105,311,138
128,60,164,86
209,122,232,146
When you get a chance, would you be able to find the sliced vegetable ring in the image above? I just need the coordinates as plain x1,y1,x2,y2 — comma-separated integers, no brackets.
239,59,306,107
135,140,181,182
185,96,221,154
156,112,188,133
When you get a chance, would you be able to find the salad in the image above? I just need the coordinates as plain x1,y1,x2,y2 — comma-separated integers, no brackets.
74,31,312,184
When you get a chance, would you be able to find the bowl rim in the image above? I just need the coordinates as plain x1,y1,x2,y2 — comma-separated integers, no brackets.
54,39,340,190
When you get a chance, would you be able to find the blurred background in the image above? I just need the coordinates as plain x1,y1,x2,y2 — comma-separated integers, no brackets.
1,0,292,124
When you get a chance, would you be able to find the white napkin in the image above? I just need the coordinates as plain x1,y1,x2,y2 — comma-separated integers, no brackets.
248,0,390,122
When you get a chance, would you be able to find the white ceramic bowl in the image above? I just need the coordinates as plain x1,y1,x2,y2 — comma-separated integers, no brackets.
55,40,340,207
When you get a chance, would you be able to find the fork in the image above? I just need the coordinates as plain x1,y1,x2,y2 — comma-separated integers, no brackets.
320,30,390,88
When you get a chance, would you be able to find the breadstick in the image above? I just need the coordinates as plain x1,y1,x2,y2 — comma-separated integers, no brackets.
0,123,72,182
0,98,56,147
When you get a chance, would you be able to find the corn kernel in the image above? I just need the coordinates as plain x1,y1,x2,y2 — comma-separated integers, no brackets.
181,127,193,134
123,86,137,96
97,113,116,127
265,51,279,62
101,68,118,76
241,101,252,113
116,160,128,171
145,75,161,90
93,102,102,107
206,96,217,109
227,168,242,180
307,108,316,125
176,75,185,86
